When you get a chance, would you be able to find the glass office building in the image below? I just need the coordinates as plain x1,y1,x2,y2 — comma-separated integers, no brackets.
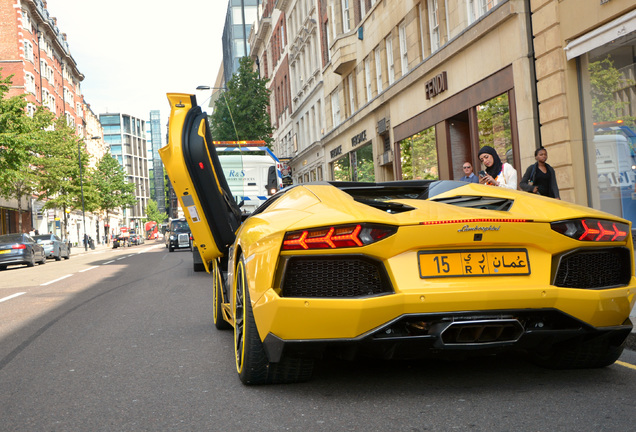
222,0,259,80
99,113,150,228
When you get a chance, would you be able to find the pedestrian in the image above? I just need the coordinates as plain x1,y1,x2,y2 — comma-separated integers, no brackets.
520,147,560,199
478,145,518,189
459,162,479,183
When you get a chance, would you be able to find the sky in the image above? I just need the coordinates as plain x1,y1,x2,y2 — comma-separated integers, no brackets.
44,0,227,133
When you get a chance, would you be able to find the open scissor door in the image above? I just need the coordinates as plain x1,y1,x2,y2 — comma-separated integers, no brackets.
159,93,242,271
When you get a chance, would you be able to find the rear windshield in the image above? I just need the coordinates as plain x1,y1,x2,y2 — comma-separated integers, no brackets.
0,234,24,243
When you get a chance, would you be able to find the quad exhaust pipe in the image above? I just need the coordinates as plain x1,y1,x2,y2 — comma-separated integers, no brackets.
436,319,524,346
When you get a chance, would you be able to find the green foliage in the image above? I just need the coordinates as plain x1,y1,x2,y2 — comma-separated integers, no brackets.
477,93,511,158
589,56,635,126
144,199,166,224
209,57,273,146
399,126,438,180
93,154,136,228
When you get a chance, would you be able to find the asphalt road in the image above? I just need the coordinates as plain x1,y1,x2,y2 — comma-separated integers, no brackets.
1,242,636,431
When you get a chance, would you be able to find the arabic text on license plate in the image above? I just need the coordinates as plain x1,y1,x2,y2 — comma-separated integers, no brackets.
418,249,530,278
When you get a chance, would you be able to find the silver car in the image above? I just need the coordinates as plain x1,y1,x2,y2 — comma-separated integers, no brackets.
33,234,71,261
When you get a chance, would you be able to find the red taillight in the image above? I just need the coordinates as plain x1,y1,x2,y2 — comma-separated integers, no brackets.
199,162,205,169
282,224,397,250
551,219,629,242
12,244,26,249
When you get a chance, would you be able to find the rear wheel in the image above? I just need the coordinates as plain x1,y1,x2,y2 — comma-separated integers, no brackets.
26,253,35,267
213,259,231,330
233,255,313,385
532,337,625,369
54,249,61,261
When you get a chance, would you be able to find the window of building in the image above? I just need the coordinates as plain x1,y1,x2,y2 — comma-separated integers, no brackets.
399,22,408,75
341,0,351,32
360,0,366,18
375,46,383,93
232,6,244,25
331,91,341,126
26,103,36,117
579,31,636,226
398,126,439,180
347,73,356,115
333,154,351,181
386,34,395,85
25,72,35,94
22,9,31,32
428,0,440,53
476,93,513,166
24,40,34,62
364,57,372,102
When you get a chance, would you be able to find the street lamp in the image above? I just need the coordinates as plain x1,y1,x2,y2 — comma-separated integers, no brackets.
78,140,87,251
196,85,239,141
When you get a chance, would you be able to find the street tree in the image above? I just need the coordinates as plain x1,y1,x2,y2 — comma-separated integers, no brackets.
93,154,136,241
144,199,166,225
36,117,98,238
209,56,273,146
0,70,58,232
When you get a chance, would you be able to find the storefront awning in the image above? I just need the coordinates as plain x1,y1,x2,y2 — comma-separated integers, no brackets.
564,9,636,60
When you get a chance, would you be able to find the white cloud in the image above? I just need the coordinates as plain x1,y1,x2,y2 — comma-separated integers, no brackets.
45,0,226,131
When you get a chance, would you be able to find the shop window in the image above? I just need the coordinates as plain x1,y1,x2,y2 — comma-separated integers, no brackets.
355,143,375,182
582,35,636,226
399,126,439,180
476,92,513,165
333,154,351,181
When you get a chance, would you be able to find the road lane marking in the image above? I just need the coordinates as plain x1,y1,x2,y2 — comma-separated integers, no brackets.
116,257,126,261
0,292,26,303
79,266,99,273
103,260,115,265
41,274,73,286
616,360,636,371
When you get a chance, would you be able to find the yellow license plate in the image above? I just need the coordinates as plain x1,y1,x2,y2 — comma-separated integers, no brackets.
0,250,9,254
418,249,530,278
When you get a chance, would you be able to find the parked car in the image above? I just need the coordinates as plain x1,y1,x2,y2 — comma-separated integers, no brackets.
33,234,70,261
0,233,47,270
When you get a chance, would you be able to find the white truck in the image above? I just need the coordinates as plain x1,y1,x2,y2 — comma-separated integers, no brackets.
214,141,284,214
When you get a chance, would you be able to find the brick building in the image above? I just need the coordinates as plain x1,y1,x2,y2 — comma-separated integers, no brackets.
0,0,110,242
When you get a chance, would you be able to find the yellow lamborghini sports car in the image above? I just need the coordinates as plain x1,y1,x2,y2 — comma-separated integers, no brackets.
160,94,636,385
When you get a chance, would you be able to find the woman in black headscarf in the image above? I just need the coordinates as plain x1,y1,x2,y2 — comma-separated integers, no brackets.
477,145,518,189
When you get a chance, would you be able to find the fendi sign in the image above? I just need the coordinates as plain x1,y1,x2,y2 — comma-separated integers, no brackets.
425,71,448,100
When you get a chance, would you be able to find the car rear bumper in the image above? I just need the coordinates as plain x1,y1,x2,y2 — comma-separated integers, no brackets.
252,285,636,361
0,252,29,265
262,309,632,362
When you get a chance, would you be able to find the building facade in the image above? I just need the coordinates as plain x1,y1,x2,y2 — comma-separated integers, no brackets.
223,0,260,81
99,113,150,230
0,0,107,239
534,0,636,229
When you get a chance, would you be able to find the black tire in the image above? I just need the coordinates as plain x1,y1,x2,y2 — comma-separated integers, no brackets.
169,245,174,252
532,337,625,369
39,253,46,264
54,250,61,261
234,255,313,385
0,264,7,271
213,259,231,330
26,253,35,267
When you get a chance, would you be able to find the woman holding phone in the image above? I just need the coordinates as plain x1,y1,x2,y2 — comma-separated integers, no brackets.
477,145,518,189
